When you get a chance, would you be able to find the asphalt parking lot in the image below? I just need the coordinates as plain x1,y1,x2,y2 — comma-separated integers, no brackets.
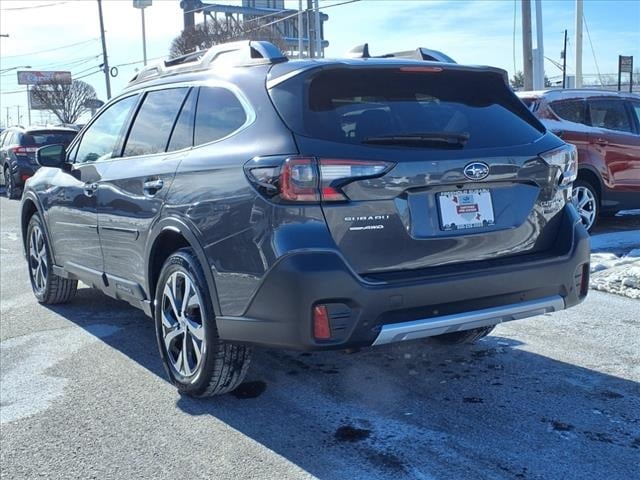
1,194,639,480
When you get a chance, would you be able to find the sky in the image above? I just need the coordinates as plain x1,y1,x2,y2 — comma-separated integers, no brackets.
1,0,639,126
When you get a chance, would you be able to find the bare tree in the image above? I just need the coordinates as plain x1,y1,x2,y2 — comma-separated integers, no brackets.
30,80,97,124
169,20,286,59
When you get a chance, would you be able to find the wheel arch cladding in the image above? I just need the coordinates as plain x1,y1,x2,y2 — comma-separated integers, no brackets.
146,224,222,316
21,198,39,251
577,168,602,200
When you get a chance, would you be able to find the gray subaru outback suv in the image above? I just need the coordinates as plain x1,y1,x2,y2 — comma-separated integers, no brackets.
20,41,589,397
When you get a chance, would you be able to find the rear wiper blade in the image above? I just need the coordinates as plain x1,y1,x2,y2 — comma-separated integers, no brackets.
362,132,470,147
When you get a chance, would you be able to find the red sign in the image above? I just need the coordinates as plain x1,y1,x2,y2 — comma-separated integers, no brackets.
17,70,72,85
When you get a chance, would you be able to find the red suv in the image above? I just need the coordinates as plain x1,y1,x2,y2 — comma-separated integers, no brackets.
517,90,640,231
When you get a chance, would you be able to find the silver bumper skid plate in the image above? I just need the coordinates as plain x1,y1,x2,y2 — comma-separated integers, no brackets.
372,295,565,346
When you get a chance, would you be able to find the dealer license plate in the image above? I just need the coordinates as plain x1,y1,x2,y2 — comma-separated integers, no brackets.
438,189,495,231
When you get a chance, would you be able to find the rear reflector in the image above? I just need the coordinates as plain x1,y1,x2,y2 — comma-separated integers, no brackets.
313,304,331,340
21,174,31,182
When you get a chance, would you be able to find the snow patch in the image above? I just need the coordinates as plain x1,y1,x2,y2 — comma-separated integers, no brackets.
589,233,640,299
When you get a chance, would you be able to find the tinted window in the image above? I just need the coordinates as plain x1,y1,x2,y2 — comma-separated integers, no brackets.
630,101,640,130
550,100,587,124
167,89,196,151
270,68,543,149
588,99,632,133
76,95,138,163
194,87,247,146
21,131,76,147
123,88,189,157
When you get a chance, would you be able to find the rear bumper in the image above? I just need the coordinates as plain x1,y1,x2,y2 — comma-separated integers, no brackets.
217,205,590,350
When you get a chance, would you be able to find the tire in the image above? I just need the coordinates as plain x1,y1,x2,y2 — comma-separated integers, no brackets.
572,180,599,233
431,325,495,345
4,165,18,200
26,213,78,304
154,248,251,397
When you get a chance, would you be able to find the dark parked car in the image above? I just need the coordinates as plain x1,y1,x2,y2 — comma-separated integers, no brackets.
0,126,77,199
20,41,589,397
517,89,640,231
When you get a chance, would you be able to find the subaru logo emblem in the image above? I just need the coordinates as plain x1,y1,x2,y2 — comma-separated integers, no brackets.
463,162,490,181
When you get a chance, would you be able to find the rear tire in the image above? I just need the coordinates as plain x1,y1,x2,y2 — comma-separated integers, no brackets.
26,213,77,304
572,180,599,233
4,165,18,200
431,326,495,345
154,248,251,397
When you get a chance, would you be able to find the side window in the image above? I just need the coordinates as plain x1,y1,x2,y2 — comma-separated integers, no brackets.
167,89,197,152
76,95,138,163
194,87,248,146
630,101,640,132
123,88,189,157
549,100,587,124
0,131,7,147
588,99,633,133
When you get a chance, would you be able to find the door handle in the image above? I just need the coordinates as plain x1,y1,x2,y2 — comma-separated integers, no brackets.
591,138,609,147
143,179,164,195
83,182,98,196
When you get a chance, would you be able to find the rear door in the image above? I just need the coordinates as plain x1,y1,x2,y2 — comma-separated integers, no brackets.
587,98,640,190
98,86,195,295
269,65,566,274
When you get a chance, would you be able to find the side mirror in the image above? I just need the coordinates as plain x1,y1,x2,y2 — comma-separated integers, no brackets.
36,144,67,168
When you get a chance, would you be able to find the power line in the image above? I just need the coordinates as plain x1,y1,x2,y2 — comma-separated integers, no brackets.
0,1,67,11
2,38,100,59
582,13,604,86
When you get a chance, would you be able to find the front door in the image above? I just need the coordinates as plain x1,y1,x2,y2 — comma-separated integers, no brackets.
46,94,139,277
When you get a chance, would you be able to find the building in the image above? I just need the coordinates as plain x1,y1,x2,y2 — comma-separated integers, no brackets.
179,0,328,57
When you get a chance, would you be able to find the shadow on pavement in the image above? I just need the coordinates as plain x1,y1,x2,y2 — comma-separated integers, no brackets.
45,287,640,480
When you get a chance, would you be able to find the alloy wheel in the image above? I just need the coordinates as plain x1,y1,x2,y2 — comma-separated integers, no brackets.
161,271,205,378
572,185,597,231
28,225,48,295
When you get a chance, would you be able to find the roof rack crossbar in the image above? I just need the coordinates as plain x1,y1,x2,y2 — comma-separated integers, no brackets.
128,40,287,86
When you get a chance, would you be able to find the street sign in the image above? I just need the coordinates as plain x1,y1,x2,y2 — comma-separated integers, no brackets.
17,70,72,85
619,56,633,73
29,89,62,110
84,98,105,109
133,0,152,8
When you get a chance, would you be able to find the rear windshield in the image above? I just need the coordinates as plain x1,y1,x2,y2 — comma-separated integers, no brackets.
21,130,76,147
270,68,544,149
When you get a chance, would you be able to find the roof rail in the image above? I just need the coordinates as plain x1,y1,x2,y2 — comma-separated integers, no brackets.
128,40,287,86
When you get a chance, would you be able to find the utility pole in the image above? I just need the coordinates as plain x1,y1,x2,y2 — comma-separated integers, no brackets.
533,0,544,89
306,0,314,58
575,0,583,88
298,0,303,59
313,0,322,58
5,107,9,128
562,29,567,88
97,0,112,99
522,0,534,90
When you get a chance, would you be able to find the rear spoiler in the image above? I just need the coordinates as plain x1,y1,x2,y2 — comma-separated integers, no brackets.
345,43,456,64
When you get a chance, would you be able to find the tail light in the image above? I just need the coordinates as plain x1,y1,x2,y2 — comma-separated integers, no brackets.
245,156,394,203
11,147,38,155
540,144,577,187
